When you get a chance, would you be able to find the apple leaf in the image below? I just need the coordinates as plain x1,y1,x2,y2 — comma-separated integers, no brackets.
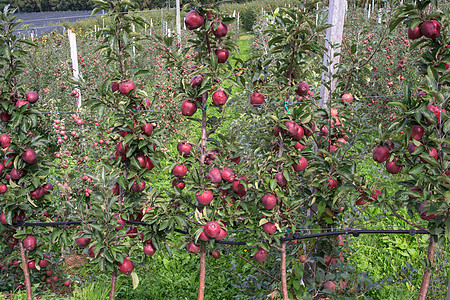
131,272,139,289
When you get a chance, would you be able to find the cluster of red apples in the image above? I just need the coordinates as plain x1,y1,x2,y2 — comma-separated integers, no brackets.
408,20,441,40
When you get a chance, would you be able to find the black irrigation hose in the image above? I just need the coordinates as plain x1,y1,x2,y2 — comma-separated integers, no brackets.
10,220,430,245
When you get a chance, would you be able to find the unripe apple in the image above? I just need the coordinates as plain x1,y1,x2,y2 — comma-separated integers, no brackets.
118,80,136,95
118,259,133,275
181,100,197,116
212,89,228,106
295,81,309,96
185,10,204,30
212,22,228,38
372,146,390,163
26,91,39,103
215,49,229,63
261,194,277,210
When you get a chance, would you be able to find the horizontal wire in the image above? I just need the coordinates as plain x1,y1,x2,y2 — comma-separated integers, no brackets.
34,93,403,115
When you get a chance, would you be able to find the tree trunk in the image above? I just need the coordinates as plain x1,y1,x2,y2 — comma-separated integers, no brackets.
110,267,118,300
281,241,289,300
418,236,435,300
19,240,32,300
198,244,207,300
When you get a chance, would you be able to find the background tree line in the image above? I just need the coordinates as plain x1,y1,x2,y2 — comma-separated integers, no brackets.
1,0,252,13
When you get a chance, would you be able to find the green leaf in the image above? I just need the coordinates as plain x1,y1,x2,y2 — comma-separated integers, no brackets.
131,272,139,289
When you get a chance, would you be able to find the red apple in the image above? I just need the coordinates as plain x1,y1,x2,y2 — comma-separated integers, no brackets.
111,82,120,92
408,26,422,40
212,89,228,106
199,225,209,241
216,227,228,240
324,280,336,291
64,280,71,287
215,49,229,63
186,241,200,254
26,91,39,103
250,92,264,107
262,222,276,235
0,134,11,148
421,20,441,39
275,172,287,187
23,236,36,251
419,203,436,220
196,190,213,205
212,22,228,38
212,250,220,259
408,143,418,155
143,242,156,256
385,159,402,174
292,127,304,140
285,121,300,137
410,125,424,141
0,184,7,194
261,194,277,210
295,81,309,96
131,180,146,192
181,100,197,116
190,75,203,88
177,143,192,156
420,147,438,163
294,142,306,150
299,256,307,263
118,80,136,95
342,93,353,103
16,99,30,109
88,246,96,258
28,260,35,269
253,248,267,262
207,167,222,183
22,148,37,164
221,168,235,182
38,259,50,268
172,178,185,190
0,212,7,225
75,237,91,248
327,178,338,189
204,221,221,238
118,259,133,275
293,157,307,172
372,146,390,163
185,10,204,30
10,168,24,181
141,123,153,135
30,187,45,200
173,164,187,177
232,177,247,197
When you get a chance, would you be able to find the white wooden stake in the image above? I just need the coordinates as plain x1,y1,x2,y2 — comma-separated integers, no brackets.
368,4,371,18
176,0,181,47
378,10,382,23
131,24,136,57
372,0,375,12
233,10,235,17
165,21,168,35
68,29,81,109
150,19,153,35
319,0,347,108
237,12,240,30
30,30,34,41
315,3,319,25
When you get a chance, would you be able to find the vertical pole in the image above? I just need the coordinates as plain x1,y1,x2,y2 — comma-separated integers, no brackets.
176,0,181,48
368,4,371,19
166,22,168,35
378,9,382,23
131,24,136,57
237,12,240,31
102,9,105,29
161,8,164,34
150,19,153,35
315,3,319,25
68,29,81,109
319,0,347,108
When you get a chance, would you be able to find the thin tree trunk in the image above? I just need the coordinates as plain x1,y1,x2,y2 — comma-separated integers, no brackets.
281,241,289,300
110,267,117,300
418,236,435,300
198,244,207,300
19,241,32,300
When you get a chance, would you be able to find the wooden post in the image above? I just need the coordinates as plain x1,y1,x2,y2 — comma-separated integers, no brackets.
319,0,347,108
19,241,32,300
176,0,181,47
68,29,81,109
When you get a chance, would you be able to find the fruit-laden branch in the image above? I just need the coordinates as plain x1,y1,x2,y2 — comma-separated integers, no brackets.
389,208,428,231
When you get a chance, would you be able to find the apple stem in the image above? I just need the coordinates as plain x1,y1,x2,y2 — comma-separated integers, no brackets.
197,244,207,300
280,241,289,300
418,236,435,300
110,267,118,300
19,240,32,300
